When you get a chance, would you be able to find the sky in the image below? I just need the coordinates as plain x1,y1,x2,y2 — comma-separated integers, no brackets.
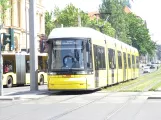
43,0,161,44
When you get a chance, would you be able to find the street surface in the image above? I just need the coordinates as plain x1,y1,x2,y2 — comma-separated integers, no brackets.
0,90,161,120
3,85,47,95
0,65,160,120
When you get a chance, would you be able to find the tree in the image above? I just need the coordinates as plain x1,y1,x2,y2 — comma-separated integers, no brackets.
87,18,116,37
99,0,131,44
127,13,156,55
54,4,90,27
0,0,10,25
45,11,55,36
53,4,115,37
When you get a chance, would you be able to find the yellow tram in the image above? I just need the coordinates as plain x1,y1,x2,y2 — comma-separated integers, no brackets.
47,27,139,90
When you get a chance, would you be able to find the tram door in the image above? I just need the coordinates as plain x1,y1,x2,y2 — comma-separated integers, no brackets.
94,45,99,88
108,48,116,84
123,52,127,81
16,54,26,85
132,55,135,79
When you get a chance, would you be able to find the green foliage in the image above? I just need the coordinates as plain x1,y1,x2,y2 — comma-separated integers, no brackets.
54,4,90,27
99,0,156,56
87,18,116,37
0,0,11,24
45,11,55,36
127,13,156,55
99,0,131,44
53,3,115,37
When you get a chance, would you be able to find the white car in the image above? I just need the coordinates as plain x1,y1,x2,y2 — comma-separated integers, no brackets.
143,66,150,73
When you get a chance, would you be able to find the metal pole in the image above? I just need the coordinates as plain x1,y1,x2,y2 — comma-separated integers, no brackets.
29,0,38,91
78,9,81,27
25,0,28,52
0,24,3,96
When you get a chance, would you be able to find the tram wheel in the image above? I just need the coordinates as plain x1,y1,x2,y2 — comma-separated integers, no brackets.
7,76,13,88
39,75,44,85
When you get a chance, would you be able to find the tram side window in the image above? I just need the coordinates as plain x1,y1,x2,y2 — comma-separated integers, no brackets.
4,60,14,73
136,56,139,68
118,51,122,69
123,52,127,69
94,45,106,70
108,48,116,69
128,54,131,68
132,55,135,68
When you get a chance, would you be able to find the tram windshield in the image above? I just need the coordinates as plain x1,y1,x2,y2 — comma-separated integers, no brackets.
50,39,85,71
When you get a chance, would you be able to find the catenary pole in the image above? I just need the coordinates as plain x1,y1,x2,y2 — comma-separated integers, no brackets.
25,0,28,52
0,24,3,96
29,0,38,91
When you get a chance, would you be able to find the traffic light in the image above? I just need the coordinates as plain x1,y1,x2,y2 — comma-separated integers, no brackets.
3,28,14,51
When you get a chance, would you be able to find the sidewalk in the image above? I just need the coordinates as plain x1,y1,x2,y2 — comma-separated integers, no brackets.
0,89,55,101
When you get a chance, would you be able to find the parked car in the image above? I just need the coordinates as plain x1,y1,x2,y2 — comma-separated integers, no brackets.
143,66,150,73
147,63,151,66
150,65,155,69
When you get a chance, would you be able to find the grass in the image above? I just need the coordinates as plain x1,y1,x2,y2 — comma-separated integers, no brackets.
103,67,161,92
149,81,161,91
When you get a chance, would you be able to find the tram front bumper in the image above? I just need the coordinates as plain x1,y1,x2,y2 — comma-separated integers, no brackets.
48,76,87,90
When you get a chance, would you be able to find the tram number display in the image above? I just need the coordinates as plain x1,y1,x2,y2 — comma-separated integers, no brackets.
55,40,78,45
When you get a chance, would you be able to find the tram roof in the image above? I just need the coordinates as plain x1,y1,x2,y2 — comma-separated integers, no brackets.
48,27,105,40
48,27,138,51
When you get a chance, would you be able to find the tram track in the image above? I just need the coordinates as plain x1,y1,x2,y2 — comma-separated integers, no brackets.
47,74,159,120
0,82,156,120
103,79,158,120
118,75,156,92
0,91,91,120
1,71,160,120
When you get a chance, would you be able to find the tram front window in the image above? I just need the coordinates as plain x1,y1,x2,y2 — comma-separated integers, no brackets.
51,39,85,72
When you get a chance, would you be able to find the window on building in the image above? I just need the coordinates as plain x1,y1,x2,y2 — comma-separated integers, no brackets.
10,0,13,26
26,8,29,32
39,14,42,33
17,0,21,27
36,13,40,33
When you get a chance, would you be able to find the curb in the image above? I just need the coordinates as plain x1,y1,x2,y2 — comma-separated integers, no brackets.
0,91,57,101
0,96,20,101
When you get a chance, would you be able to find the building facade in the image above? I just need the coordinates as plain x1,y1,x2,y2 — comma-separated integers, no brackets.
0,0,45,52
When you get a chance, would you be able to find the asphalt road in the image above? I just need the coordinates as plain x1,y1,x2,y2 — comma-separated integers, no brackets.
1,66,161,120
3,85,47,95
0,91,161,120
